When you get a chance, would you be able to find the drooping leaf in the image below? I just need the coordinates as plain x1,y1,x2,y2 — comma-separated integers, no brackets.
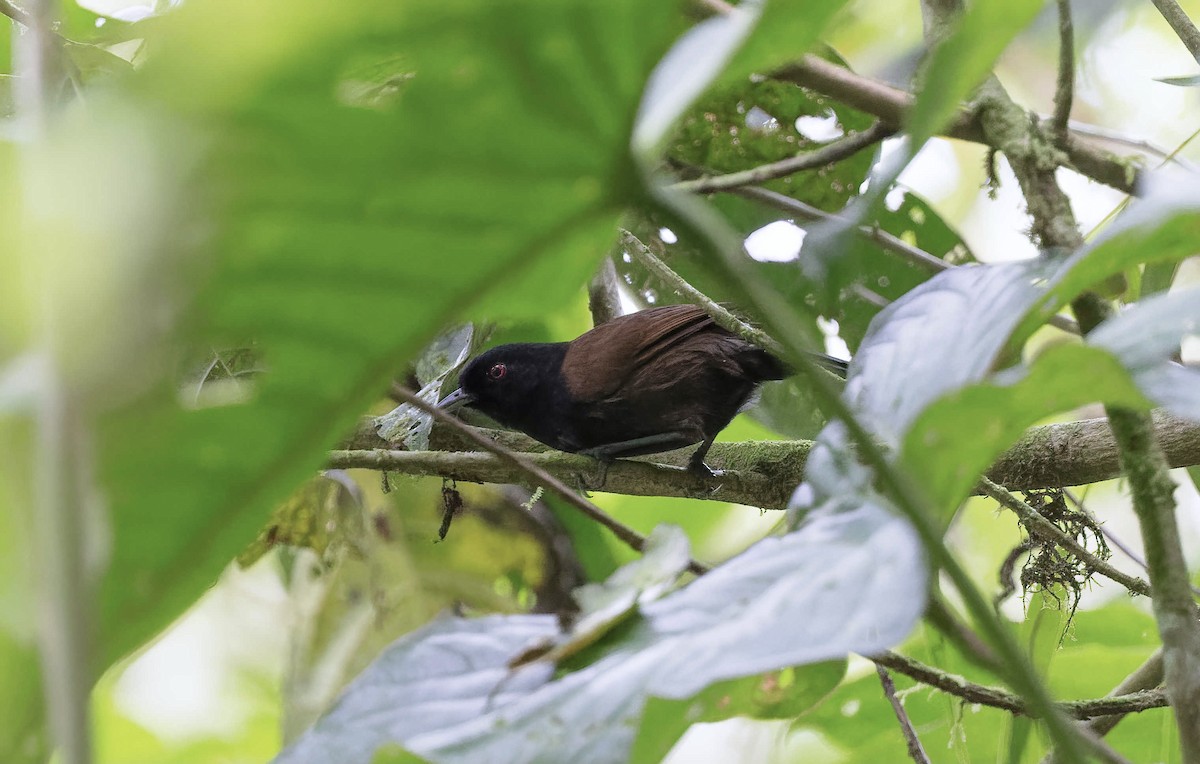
275,502,925,764
847,260,1052,441
1087,285,1200,421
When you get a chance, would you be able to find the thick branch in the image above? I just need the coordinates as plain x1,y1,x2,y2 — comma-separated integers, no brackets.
1103,404,1200,749
336,411,1200,508
973,41,1200,753
330,440,811,510
773,55,1139,195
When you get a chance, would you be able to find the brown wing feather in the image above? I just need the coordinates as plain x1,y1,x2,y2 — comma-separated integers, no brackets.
561,305,716,401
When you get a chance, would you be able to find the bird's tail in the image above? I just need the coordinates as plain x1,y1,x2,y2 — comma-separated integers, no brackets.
745,348,850,381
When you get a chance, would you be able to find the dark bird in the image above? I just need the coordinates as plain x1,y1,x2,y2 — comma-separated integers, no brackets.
437,304,848,476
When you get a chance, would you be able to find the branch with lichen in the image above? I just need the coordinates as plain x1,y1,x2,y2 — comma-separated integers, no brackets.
871,650,1169,720
979,477,1152,599
332,410,1200,510
958,9,1200,751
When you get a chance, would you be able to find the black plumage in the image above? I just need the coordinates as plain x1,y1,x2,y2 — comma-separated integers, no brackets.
437,304,847,475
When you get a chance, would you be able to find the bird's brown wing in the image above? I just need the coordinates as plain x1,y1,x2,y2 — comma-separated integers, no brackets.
560,304,717,401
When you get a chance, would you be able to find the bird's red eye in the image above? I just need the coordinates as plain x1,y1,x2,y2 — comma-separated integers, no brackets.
488,363,507,380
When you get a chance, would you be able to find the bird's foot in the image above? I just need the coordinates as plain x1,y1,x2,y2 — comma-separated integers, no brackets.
686,457,724,480
572,454,614,492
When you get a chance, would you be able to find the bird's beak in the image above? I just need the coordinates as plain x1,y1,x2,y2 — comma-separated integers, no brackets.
436,387,475,411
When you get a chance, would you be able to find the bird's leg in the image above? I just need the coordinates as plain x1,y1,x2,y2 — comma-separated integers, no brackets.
580,433,693,461
686,438,723,478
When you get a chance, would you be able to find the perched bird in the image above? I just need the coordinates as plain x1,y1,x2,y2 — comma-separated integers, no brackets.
437,304,848,476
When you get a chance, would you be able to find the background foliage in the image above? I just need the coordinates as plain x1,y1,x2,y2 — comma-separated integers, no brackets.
2,0,1200,762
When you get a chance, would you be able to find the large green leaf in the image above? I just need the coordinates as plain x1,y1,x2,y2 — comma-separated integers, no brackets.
94,0,681,667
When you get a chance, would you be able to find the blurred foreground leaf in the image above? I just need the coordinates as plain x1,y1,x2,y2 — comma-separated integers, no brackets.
93,0,680,667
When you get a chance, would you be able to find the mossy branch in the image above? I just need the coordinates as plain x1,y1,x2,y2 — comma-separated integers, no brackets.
333,411,1200,510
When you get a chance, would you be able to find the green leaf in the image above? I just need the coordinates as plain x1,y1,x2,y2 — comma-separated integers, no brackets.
720,0,851,87
630,660,846,763
667,76,875,211
835,190,975,351
903,343,1152,514
274,503,925,764
906,0,1044,145
94,0,681,667
1019,183,1200,338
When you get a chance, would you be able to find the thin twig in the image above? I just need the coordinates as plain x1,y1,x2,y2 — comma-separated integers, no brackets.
1150,0,1200,63
979,477,1152,598
731,185,1083,335
870,650,1169,719
876,665,932,764
672,121,894,194
618,230,786,356
1056,119,1200,170
392,387,710,576
1051,0,1074,146
731,185,952,273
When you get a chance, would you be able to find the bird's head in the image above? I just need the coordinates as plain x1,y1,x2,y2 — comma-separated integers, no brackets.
437,343,567,428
